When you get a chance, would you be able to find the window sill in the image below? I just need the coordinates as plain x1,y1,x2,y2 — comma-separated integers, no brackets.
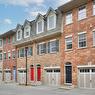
78,17,87,22
77,46,87,50
65,49,73,52
65,22,73,26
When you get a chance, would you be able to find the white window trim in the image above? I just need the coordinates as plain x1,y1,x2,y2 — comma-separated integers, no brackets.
65,12,73,25
3,52,6,60
8,51,11,60
93,1,95,16
47,14,56,30
17,29,22,41
19,48,25,58
0,53,3,61
0,39,3,47
24,26,30,38
93,31,95,46
78,5,86,21
78,32,87,48
65,36,72,51
37,19,44,34
49,39,57,53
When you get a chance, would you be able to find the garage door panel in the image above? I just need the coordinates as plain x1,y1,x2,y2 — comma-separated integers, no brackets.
79,74,84,88
92,74,95,88
85,74,90,88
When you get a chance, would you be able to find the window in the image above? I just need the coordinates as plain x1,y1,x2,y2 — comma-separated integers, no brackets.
78,5,86,20
8,37,11,43
0,53,2,60
47,14,56,30
78,33,87,48
3,52,6,60
66,11,72,25
17,30,22,41
65,36,72,50
19,48,24,57
48,40,59,53
37,20,44,34
12,36,15,43
93,31,95,46
3,38,6,45
24,26,30,38
28,47,33,56
12,50,16,59
8,52,10,59
0,39,2,47
37,43,46,55
93,0,95,15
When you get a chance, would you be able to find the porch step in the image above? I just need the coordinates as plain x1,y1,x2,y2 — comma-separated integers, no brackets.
60,85,74,90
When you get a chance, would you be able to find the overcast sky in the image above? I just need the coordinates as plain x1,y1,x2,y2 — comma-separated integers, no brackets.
0,0,71,34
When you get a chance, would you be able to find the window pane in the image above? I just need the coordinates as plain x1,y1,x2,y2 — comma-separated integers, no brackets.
66,12,72,24
65,37,72,50
0,40,2,47
3,53,6,60
78,6,86,20
93,32,95,46
20,48,24,57
78,33,86,48
48,15,55,29
0,53,2,60
38,21,42,33
28,47,33,56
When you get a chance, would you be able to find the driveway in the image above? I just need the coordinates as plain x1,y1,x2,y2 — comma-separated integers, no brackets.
0,83,95,95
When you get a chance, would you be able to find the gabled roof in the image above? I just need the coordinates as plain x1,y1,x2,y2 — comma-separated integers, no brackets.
35,13,44,22
23,19,30,27
46,7,56,17
16,24,23,30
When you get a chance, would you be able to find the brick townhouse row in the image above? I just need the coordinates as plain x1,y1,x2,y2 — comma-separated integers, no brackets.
0,0,95,89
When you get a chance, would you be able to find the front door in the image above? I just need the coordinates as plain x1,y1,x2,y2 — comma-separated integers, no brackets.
65,63,72,84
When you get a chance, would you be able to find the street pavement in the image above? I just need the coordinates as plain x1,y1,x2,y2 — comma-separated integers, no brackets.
0,83,95,95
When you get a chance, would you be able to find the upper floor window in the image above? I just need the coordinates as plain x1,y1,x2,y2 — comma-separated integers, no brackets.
0,52,2,60
0,39,2,47
19,48,24,57
12,36,15,43
78,32,87,48
78,5,86,20
8,37,11,43
24,26,30,38
37,43,46,55
37,20,44,34
93,31,95,46
3,38,6,45
93,0,95,15
12,50,16,59
65,36,72,50
66,11,72,25
8,51,11,60
3,52,6,60
47,14,56,30
17,30,22,41
28,47,33,56
48,39,59,53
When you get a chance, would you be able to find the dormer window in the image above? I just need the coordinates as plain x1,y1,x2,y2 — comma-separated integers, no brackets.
47,14,56,30
17,30,22,41
24,26,30,38
37,19,44,34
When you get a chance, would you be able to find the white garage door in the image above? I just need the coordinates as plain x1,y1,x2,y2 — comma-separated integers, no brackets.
18,70,26,84
78,68,95,88
45,68,60,86
5,71,11,82
0,71,2,81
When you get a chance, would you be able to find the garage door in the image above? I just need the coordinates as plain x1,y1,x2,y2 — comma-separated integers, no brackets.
5,71,11,82
0,71,2,81
78,68,95,88
45,68,60,86
18,70,26,84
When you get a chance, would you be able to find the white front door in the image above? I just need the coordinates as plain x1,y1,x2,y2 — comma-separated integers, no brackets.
78,68,95,88
5,71,11,82
18,71,26,84
45,68,60,86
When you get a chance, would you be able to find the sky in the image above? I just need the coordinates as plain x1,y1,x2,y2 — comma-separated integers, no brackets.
0,0,71,34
